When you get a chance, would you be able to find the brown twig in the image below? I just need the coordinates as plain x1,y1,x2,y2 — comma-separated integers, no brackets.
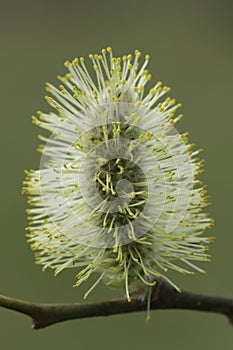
0,280,232,330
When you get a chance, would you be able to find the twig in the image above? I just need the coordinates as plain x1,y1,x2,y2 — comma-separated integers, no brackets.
0,280,232,330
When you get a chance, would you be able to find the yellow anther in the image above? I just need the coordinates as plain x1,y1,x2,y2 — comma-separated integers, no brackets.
146,74,152,81
163,86,171,92
93,65,98,70
127,54,132,60
176,103,182,108
102,49,106,55
177,114,183,121
32,116,40,125
146,131,153,139
45,96,53,104
89,54,94,59
72,58,79,65
45,85,52,92
141,70,148,76
117,165,124,174
128,63,133,70
107,47,112,52
65,73,72,79
111,96,119,102
80,57,84,63
145,54,150,61
135,49,142,57
57,75,64,81
170,99,176,106
64,60,71,67
116,121,121,130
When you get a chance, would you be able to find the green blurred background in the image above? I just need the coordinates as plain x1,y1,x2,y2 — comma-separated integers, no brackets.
0,0,232,348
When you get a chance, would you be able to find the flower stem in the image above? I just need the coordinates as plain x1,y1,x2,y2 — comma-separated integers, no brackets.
0,279,232,330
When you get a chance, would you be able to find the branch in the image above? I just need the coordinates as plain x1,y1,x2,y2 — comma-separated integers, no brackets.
0,280,233,330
